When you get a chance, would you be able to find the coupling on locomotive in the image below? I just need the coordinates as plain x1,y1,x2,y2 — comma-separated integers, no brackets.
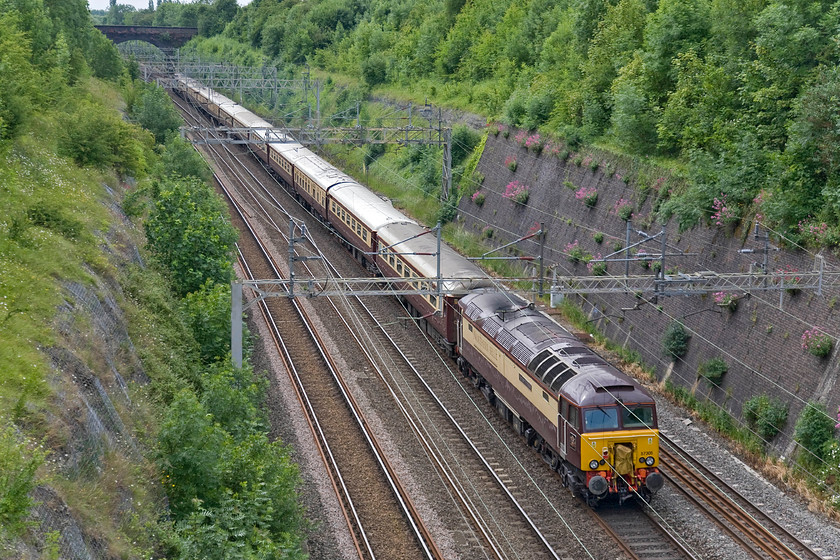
175,77,664,506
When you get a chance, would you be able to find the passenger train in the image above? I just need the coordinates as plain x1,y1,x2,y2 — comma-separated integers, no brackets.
174,77,664,505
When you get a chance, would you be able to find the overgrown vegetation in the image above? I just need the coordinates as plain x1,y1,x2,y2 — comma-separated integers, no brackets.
697,357,728,385
743,395,788,441
0,1,306,555
794,402,836,469
119,0,840,249
662,321,690,360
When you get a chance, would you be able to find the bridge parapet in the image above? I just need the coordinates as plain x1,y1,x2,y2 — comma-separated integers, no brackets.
95,25,198,49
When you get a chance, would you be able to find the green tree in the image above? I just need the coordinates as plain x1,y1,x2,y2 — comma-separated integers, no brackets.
87,29,124,80
200,362,266,441
57,100,151,175
157,390,226,516
160,136,212,182
793,401,835,467
640,0,711,99
145,176,237,297
181,281,233,364
0,13,39,139
579,0,647,137
135,83,183,144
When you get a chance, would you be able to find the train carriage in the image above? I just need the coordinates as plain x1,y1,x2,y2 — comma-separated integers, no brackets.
327,183,415,268
293,154,355,219
377,222,493,352
457,289,663,505
266,141,306,188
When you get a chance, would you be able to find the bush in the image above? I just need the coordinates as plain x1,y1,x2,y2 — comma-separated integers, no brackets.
0,426,46,539
698,357,727,385
794,402,835,467
593,232,604,244
145,176,238,297
662,321,690,359
361,53,388,86
801,327,833,358
743,395,788,440
181,281,233,364
134,83,183,144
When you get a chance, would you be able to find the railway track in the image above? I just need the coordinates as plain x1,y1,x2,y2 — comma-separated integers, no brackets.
164,82,795,560
659,433,824,560
172,94,439,559
169,90,618,559
594,500,698,560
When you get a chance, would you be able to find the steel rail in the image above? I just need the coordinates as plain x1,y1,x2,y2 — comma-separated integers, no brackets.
660,434,822,560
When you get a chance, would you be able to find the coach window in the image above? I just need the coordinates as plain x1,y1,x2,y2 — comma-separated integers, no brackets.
396,261,403,274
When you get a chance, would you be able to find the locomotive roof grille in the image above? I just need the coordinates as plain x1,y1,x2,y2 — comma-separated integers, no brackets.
483,317,502,337
517,321,565,345
551,368,578,392
496,329,517,350
465,302,482,320
595,385,635,393
510,342,534,365
528,349,579,392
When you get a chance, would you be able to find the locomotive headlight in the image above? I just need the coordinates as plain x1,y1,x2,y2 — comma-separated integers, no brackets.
645,456,655,466
589,459,600,470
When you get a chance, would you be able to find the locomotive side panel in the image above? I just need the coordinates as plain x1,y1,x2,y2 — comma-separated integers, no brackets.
460,317,559,444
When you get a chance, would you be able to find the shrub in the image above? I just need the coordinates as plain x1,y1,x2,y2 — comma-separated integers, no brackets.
611,198,634,221
502,181,529,205
743,395,788,440
698,357,728,385
524,133,543,154
662,321,690,360
504,156,517,172
711,193,739,226
794,402,835,466
563,180,575,190
593,232,604,244
575,186,598,208
587,258,606,276
471,190,485,206
713,291,738,311
0,426,46,539
182,281,233,364
589,159,599,172
801,327,833,357
565,240,589,264
145,176,238,297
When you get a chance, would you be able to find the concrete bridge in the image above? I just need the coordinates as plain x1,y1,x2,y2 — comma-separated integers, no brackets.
94,25,198,49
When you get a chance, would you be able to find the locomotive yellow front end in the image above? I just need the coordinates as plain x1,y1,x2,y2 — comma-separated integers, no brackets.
579,404,664,504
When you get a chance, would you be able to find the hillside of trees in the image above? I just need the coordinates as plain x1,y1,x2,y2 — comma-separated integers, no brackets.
130,0,840,251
